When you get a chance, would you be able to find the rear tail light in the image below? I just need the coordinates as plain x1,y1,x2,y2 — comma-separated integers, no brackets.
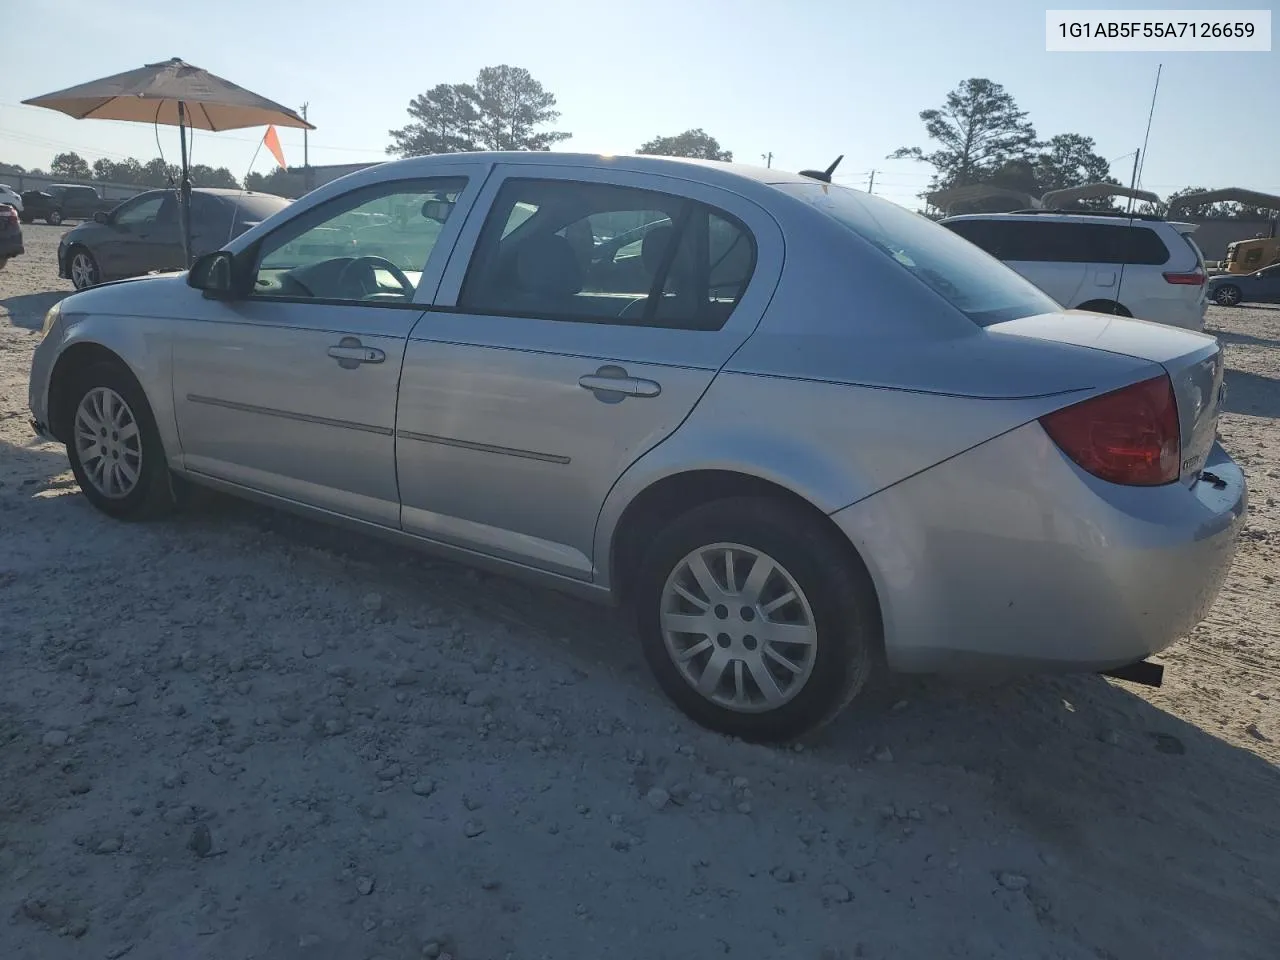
1039,375,1180,486
1163,270,1205,285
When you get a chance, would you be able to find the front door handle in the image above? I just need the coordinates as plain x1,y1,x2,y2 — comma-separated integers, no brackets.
578,365,662,401
328,336,385,369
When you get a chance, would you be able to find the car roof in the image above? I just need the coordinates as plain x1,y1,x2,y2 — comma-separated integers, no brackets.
364,151,821,189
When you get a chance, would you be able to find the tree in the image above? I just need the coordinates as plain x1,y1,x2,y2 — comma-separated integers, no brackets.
636,128,732,161
388,82,481,156
141,157,179,187
889,78,1038,190
1034,134,1115,194
388,65,570,157
245,168,296,196
50,151,92,181
189,164,241,189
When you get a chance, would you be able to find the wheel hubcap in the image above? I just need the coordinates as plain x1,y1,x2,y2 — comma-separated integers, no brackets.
73,387,142,499
660,543,818,713
1219,287,1239,305
71,253,95,288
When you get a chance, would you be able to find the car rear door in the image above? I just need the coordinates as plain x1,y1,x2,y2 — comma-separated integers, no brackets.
394,163,783,581
1004,219,1088,307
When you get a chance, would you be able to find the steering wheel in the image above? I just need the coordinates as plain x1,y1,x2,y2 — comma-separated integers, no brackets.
336,256,414,299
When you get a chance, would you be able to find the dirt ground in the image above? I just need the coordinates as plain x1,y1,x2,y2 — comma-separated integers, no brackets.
2,223,1278,960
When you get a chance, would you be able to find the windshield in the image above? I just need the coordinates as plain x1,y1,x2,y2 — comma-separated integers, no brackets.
777,182,1059,326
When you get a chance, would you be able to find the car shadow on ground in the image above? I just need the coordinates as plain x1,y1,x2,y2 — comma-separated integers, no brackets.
1216,328,1280,350
11,461,1280,956
1224,369,1280,419
1,290,73,330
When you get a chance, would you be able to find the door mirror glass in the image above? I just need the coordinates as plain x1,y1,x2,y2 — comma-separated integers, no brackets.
93,210,109,225
188,251,236,298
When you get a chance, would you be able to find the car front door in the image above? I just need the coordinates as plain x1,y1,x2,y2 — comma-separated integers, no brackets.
1251,264,1280,303
394,165,782,580
95,192,166,278
169,170,481,527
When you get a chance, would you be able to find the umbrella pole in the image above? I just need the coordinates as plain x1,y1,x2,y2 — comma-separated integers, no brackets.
177,100,193,268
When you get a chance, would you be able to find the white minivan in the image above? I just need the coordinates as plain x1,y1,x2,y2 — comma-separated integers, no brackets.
940,210,1209,330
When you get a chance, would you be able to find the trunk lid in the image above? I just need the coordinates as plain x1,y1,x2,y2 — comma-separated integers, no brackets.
991,312,1225,486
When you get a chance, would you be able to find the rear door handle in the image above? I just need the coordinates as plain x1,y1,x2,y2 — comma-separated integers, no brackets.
328,337,385,367
578,365,662,400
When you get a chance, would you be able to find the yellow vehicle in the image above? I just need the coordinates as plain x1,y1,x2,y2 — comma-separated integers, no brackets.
1224,237,1280,274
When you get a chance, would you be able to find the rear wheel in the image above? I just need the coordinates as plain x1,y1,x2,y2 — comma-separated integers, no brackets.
1214,284,1242,307
634,496,882,742
69,248,100,290
47,209,64,226
65,361,177,521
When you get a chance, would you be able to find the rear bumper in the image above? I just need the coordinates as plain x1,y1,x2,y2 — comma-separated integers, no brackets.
831,422,1246,675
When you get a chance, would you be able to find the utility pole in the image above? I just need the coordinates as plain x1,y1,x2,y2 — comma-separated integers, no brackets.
761,152,772,168
301,102,311,192
867,169,877,194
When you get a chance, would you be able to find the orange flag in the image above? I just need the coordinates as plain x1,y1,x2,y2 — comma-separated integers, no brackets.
263,125,287,169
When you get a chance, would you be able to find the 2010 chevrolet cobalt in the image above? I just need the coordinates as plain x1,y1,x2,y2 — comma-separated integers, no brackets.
28,153,1246,740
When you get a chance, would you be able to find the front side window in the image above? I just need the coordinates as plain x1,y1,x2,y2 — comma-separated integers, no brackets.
252,177,467,303
783,184,1059,327
457,178,756,330
114,195,165,226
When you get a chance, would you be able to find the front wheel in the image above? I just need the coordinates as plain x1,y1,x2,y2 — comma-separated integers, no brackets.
1214,284,1242,306
47,209,63,226
65,362,177,521
69,248,100,289
634,497,882,742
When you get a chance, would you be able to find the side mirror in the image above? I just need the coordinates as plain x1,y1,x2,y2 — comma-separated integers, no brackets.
93,210,109,225
188,251,236,298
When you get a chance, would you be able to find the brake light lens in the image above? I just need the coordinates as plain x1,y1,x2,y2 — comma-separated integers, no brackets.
1163,270,1205,285
1039,375,1181,486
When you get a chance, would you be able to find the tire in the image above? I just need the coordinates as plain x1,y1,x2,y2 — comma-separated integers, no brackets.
634,496,883,742
1214,284,1242,307
64,361,177,521
19,214,32,224
68,247,100,290
47,209,64,226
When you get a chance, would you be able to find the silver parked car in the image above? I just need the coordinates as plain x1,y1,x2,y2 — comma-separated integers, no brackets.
28,153,1246,740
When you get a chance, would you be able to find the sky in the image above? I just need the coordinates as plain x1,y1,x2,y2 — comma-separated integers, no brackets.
2,0,1277,211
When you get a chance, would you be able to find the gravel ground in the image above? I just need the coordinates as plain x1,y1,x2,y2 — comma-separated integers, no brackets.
2,223,1278,960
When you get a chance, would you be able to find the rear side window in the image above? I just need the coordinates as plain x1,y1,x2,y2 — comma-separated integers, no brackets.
781,183,1058,327
458,178,757,331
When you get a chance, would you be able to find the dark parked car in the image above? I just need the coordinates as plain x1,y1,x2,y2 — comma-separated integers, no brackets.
19,183,114,225
57,188,292,289
0,202,24,269
1208,263,1280,306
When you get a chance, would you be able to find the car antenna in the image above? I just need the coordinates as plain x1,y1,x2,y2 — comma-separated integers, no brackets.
1113,63,1162,317
799,155,844,183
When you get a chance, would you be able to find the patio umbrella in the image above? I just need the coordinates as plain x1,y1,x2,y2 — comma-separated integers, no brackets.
23,57,314,266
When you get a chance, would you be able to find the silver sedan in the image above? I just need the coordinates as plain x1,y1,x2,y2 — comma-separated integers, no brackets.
27,152,1247,740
